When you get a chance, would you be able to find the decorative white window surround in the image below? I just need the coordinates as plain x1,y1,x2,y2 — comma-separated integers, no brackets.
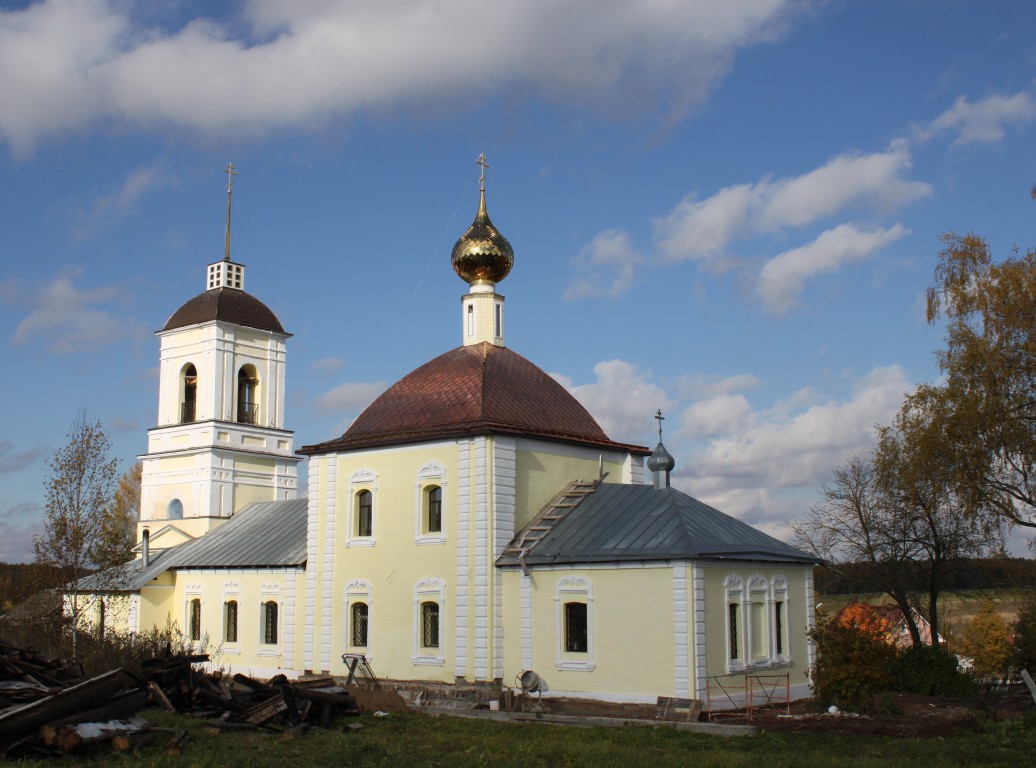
222,581,241,655
258,583,281,657
414,461,447,545
724,575,744,674
725,573,792,673
185,586,204,652
347,469,377,547
344,579,373,659
412,577,446,666
555,576,595,672
771,575,791,665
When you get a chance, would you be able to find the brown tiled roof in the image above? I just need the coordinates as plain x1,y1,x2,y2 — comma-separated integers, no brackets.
163,288,286,334
300,343,650,456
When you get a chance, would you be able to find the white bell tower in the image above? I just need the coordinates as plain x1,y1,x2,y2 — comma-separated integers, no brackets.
138,165,300,548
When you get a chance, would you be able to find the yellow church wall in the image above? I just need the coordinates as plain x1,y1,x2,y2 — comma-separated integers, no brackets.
324,441,463,682
698,563,812,692
162,568,306,677
512,441,630,530
505,566,676,700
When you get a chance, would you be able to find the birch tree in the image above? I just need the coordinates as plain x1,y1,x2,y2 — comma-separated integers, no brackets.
33,411,118,659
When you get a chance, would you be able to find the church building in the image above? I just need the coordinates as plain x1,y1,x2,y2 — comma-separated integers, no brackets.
82,159,819,705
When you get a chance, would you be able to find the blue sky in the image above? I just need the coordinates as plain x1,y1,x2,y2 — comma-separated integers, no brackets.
2,0,1035,562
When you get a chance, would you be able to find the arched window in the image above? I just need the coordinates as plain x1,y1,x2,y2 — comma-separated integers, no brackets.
237,365,259,425
181,364,197,423
189,598,202,642
555,576,595,670
355,490,373,537
224,600,238,643
426,486,442,534
167,499,183,520
351,602,369,647
95,598,106,641
262,600,278,645
420,601,440,649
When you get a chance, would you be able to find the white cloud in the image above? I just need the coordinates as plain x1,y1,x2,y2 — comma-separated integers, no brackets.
563,230,641,301
9,269,146,353
685,365,910,512
676,372,762,399
654,143,929,262
755,222,908,315
558,359,673,445
313,380,387,414
0,0,799,155
0,442,48,473
914,90,1036,147
71,161,170,241
559,358,911,541
311,357,346,376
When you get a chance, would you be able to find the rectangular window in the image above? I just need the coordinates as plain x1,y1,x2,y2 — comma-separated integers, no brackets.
564,602,588,653
427,486,442,533
351,602,369,647
752,602,767,659
775,601,784,656
263,601,278,645
224,600,238,643
189,598,202,642
356,490,373,537
494,303,501,338
421,601,440,648
728,603,739,660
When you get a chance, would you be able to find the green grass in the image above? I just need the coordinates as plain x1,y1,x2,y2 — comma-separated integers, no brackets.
9,710,1036,768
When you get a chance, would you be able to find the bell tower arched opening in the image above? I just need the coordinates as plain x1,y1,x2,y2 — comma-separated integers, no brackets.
237,365,259,425
180,364,197,423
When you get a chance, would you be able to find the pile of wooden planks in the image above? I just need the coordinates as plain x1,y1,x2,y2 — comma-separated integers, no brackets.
0,643,362,759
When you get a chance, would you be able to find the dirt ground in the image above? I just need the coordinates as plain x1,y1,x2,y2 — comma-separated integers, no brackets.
347,686,1032,739
748,691,1032,738
350,687,413,714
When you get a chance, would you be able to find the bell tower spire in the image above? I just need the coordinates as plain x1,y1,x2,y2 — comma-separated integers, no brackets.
207,163,245,291
451,153,514,347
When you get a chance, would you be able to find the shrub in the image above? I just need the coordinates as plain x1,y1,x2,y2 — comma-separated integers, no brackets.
809,608,897,711
890,644,977,696
959,601,1012,678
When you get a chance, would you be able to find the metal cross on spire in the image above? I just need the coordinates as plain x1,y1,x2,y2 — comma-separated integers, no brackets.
476,153,490,192
655,409,665,442
223,162,238,262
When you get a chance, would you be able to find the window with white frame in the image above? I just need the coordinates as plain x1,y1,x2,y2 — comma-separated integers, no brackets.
412,578,445,665
749,574,769,663
262,600,279,645
224,600,238,644
345,580,372,653
555,577,594,671
352,603,369,647
348,470,377,545
414,463,446,543
188,596,202,643
772,575,789,661
355,490,373,537
724,575,743,672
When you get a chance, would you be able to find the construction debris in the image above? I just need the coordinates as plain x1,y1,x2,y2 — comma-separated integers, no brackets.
0,642,364,759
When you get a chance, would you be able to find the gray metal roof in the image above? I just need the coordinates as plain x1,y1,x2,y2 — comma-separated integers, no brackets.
78,498,307,592
497,483,817,568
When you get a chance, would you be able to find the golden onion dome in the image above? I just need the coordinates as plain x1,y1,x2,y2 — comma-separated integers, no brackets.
451,188,514,285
